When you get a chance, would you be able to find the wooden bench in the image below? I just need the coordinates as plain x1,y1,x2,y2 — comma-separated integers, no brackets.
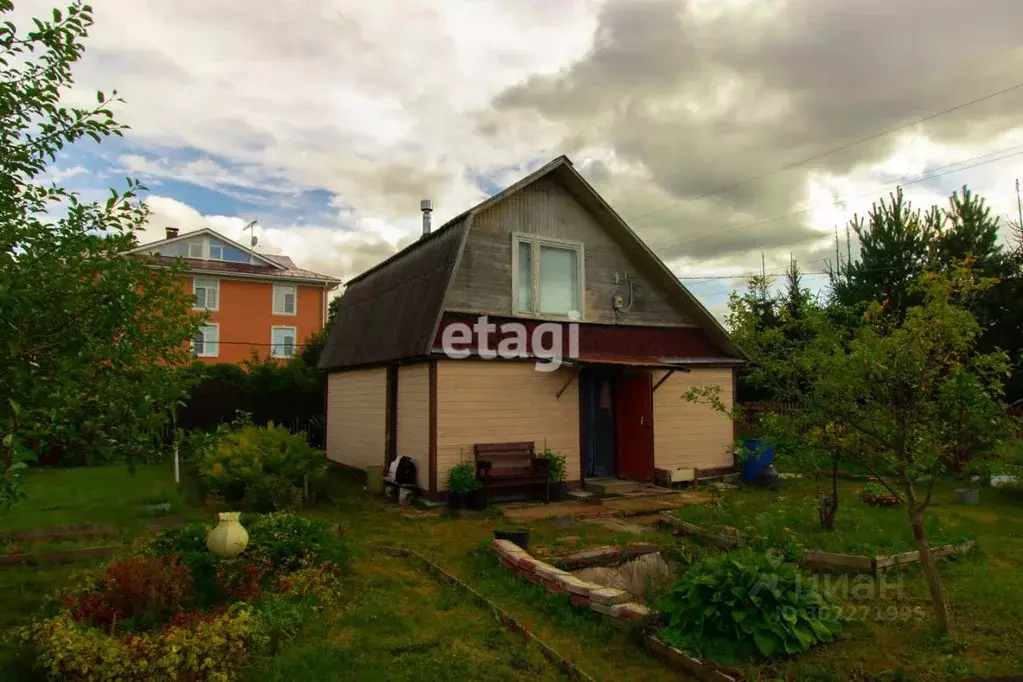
474,442,549,505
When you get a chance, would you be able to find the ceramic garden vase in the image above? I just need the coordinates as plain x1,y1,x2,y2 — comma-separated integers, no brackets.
207,511,249,558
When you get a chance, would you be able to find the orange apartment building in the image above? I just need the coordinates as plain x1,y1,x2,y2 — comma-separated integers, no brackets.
131,227,340,363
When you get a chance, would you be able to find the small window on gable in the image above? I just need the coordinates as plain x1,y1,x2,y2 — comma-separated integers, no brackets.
188,241,203,259
512,235,583,319
193,277,219,310
273,283,296,315
209,242,223,260
271,326,296,358
193,324,219,357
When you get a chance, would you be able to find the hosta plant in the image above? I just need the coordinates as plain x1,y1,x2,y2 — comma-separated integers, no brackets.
658,549,840,662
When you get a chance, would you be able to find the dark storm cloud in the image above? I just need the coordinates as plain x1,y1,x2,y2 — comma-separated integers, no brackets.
490,0,1023,263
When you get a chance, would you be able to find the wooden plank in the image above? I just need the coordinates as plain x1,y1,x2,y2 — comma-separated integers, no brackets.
645,636,738,682
0,545,118,568
802,550,875,575
378,546,597,682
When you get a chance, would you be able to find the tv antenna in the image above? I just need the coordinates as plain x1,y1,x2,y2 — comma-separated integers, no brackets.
242,220,259,248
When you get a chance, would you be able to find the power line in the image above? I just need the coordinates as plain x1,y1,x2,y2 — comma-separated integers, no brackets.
647,143,1023,255
624,77,1023,225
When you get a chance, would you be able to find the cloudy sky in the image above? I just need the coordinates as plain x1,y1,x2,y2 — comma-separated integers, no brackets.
27,0,1023,318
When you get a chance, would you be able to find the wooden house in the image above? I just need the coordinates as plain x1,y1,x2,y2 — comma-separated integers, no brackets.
318,156,745,500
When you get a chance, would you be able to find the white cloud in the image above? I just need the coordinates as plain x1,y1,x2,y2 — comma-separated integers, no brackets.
14,0,1023,299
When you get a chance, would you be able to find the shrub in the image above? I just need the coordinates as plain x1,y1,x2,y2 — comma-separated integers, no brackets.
21,606,266,682
446,461,481,493
199,423,326,511
245,512,350,572
658,550,840,662
538,449,567,482
66,556,192,632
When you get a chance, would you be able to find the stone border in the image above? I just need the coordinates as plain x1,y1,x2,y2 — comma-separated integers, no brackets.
550,542,661,570
644,636,739,682
491,539,651,627
377,545,596,682
490,541,751,681
658,512,975,575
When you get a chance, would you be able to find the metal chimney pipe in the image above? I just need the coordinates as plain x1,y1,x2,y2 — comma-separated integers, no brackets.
420,199,433,236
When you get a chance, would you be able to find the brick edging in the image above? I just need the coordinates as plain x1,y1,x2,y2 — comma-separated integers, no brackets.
375,545,596,682
489,539,651,627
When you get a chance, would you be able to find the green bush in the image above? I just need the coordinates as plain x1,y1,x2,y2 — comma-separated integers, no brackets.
199,423,326,511
446,461,481,493
244,512,351,572
658,550,840,662
20,606,266,682
538,449,566,482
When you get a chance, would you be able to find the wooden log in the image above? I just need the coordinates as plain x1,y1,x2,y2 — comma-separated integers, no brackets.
802,550,875,575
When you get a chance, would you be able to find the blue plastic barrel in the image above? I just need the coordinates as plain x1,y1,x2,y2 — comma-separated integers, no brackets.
741,438,775,484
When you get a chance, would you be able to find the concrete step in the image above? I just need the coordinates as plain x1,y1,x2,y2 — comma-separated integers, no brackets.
584,478,643,496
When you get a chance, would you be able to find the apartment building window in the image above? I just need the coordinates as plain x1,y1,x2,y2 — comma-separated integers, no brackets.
273,283,296,315
209,242,223,260
511,235,584,318
193,324,219,357
271,326,296,358
188,240,203,258
193,277,219,310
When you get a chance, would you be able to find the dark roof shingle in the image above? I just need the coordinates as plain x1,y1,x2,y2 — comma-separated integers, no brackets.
317,218,469,370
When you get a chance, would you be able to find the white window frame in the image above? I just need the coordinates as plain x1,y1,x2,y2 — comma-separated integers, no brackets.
192,276,220,311
209,241,223,260
270,325,297,359
193,323,219,358
272,283,297,316
187,240,204,259
510,233,585,320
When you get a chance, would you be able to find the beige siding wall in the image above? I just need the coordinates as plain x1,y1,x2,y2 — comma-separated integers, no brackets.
653,368,734,471
396,363,430,489
436,360,580,490
443,176,692,327
326,368,387,469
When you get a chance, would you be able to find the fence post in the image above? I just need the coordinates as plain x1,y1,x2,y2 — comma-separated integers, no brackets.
174,444,180,486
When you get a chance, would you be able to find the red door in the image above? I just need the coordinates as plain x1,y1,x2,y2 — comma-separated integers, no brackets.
615,372,654,481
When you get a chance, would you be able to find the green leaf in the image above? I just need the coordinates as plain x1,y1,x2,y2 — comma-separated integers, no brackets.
753,631,776,656
97,90,104,103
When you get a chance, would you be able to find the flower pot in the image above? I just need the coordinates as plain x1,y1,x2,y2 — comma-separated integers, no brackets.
467,488,487,511
494,528,530,550
956,488,980,506
550,482,569,502
207,512,249,558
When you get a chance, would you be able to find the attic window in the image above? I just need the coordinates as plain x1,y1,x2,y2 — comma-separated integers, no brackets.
188,241,203,259
512,235,583,319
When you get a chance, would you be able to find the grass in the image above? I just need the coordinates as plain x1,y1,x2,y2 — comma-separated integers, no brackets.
0,464,192,532
677,478,969,555
3,465,1023,680
244,554,563,682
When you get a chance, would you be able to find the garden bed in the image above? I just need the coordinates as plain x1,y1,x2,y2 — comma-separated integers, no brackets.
13,512,350,681
668,479,969,557
659,512,975,575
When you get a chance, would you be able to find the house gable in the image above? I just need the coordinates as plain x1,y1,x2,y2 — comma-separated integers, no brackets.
444,173,693,327
319,155,742,372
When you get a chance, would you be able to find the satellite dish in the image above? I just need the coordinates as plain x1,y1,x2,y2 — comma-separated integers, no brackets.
251,235,258,247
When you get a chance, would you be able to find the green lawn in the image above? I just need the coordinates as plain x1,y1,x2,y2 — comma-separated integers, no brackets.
3,466,1023,680
0,464,191,531
674,477,970,555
